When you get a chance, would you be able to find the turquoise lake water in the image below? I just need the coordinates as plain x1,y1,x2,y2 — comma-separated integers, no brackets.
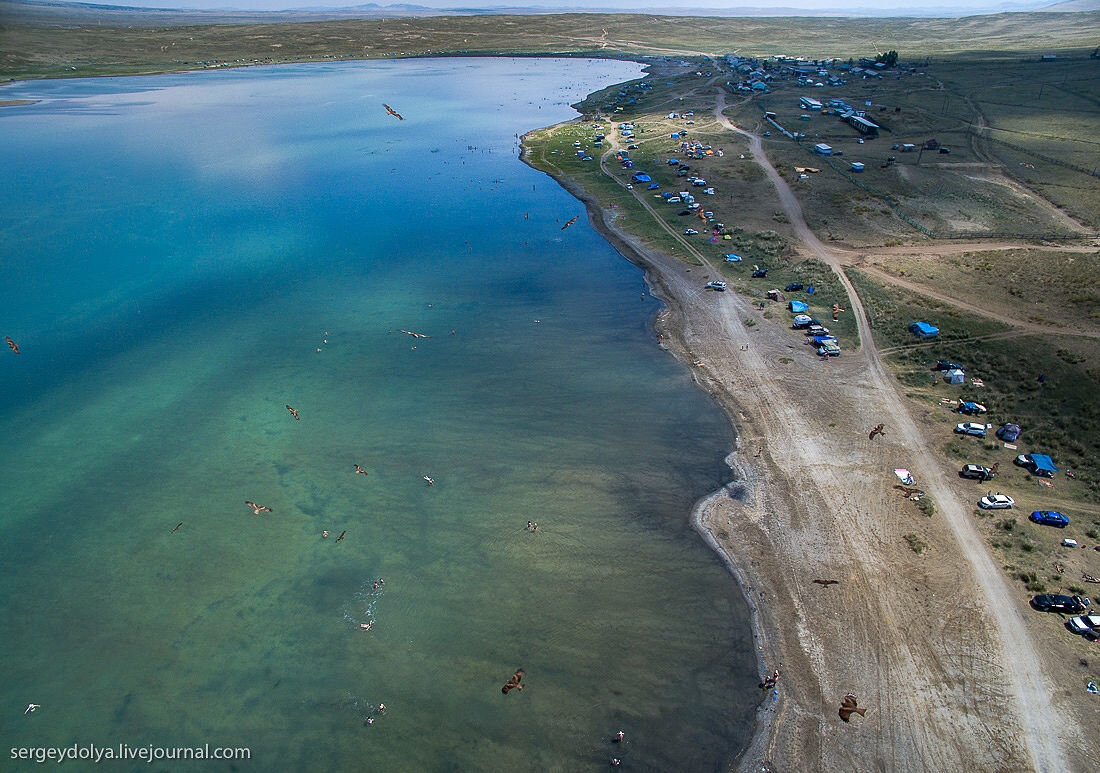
0,58,757,770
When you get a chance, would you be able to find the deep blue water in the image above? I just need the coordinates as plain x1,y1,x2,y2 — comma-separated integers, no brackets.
0,58,757,771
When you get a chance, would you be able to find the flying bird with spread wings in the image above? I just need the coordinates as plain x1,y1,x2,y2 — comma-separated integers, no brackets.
399,330,431,339
5,336,19,354
561,216,579,230
813,579,839,587
383,104,404,120
868,424,885,441
838,694,867,722
501,668,525,695
245,501,272,515
286,405,300,421
354,464,369,476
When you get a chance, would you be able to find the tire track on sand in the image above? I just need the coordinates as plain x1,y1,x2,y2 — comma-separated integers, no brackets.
713,91,1069,773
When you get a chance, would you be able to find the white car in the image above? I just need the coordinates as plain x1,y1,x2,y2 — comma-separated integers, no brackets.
1067,615,1100,639
684,229,699,235
978,493,1015,510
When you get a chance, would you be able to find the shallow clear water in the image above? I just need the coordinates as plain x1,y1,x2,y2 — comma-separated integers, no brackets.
0,59,758,770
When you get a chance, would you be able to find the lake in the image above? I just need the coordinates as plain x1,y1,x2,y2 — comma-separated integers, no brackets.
0,57,758,771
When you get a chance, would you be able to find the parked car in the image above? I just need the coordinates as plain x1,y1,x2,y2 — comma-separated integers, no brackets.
705,281,727,292
1029,511,1069,528
959,464,995,481
752,268,768,278
684,229,699,235
935,360,963,371
955,423,987,438
978,493,1015,509
784,282,804,292
1066,615,1100,639
996,423,1021,442
956,401,988,415
1031,594,1089,614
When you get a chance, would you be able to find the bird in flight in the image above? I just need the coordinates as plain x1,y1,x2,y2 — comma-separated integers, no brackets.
170,522,183,533
561,216,578,230
354,464,369,476
24,704,40,715
868,424,885,441
5,336,19,354
838,694,867,722
286,405,300,421
501,668,525,695
399,330,431,339
245,501,272,515
383,104,404,120
423,475,434,486
335,530,346,543
812,579,839,587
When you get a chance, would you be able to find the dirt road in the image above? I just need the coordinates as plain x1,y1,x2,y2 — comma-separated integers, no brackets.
709,91,1071,772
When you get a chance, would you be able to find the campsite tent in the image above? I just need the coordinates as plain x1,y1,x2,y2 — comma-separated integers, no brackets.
945,368,965,385
910,322,939,338
789,300,808,313
1029,454,1058,477
996,423,1022,442
631,173,652,183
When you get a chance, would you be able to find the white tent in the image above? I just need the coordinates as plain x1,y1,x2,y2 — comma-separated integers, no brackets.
945,368,965,385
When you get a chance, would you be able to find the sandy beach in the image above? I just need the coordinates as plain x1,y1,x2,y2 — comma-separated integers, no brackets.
528,148,1095,770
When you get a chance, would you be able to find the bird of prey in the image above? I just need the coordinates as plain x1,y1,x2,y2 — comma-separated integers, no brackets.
245,501,272,515
286,405,300,421
383,104,404,120
170,522,183,533
335,530,346,543
399,330,431,339
354,464,369,476
5,336,19,354
868,424,885,441
838,694,867,722
561,216,579,230
832,302,845,321
812,579,839,587
501,668,525,695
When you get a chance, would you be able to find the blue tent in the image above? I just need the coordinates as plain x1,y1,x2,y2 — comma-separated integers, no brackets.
631,173,652,183
910,322,939,338
789,300,808,313
647,182,660,190
806,284,815,294
1030,454,1058,477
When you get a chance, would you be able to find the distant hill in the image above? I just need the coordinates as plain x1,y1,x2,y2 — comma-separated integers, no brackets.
3,0,1094,28
1037,0,1100,9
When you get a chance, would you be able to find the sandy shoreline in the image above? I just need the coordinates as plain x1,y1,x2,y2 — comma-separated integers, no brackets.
523,137,1093,770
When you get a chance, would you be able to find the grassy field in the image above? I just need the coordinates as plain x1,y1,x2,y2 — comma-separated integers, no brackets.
850,268,1100,502
3,10,1100,82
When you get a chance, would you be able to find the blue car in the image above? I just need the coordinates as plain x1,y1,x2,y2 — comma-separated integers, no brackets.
1030,511,1069,528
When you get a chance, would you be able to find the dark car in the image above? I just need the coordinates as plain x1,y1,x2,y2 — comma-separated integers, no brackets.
1030,511,1069,528
677,209,692,216
959,464,995,481
1031,594,1089,614
935,360,963,371
784,282,804,292
752,268,768,278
